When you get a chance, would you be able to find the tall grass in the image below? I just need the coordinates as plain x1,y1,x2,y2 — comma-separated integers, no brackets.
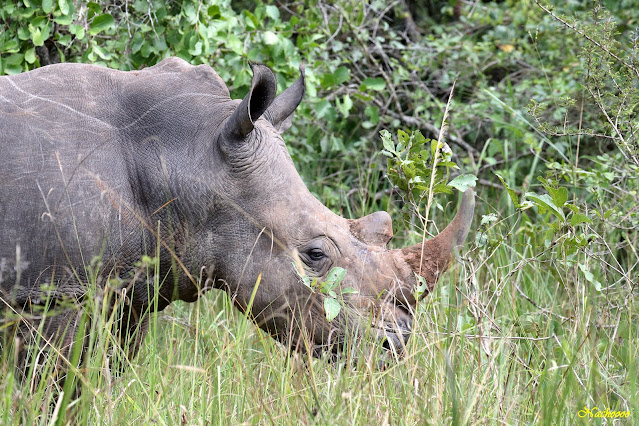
1,182,636,424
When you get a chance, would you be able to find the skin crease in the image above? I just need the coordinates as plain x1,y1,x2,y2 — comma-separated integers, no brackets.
0,57,474,371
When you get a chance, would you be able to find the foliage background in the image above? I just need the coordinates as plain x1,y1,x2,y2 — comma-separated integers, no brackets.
1,0,638,423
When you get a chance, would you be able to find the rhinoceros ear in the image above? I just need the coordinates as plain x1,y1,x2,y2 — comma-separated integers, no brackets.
265,65,305,133
225,63,278,140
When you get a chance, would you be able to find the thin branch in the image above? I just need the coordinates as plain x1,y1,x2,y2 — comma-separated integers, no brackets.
533,0,639,79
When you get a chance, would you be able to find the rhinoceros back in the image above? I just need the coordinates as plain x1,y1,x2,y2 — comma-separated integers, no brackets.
0,63,134,306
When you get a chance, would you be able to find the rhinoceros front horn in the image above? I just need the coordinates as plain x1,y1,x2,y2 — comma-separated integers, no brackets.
225,63,278,140
400,188,475,295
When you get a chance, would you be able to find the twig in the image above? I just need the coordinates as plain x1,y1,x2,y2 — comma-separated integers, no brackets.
419,80,456,273
380,106,479,156
533,0,639,80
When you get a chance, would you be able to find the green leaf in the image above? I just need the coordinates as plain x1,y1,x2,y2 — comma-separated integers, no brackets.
207,5,220,18
321,266,347,294
263,31,278,45
324,297,341,322
526,192,565,221
570,213,592,226
431,139,440,159
578,263,601,291
364,105,379,125
361,77,385,91
88,14,114,35
54,13,73,25
414,274,427,299
380,130,396,154
189,40,202,56
397,129,409,148
336,94,352,116
242,10,259,29
31,16,47,28
92,44,110,60
565,203,579,213
448,174,477,192
58,0,69,15
69,24,85,39
5,53,24,65
264,5,280,20
481,213,498,225
18,26,31,41
547,186,568,208
320,73,336,88
225,35,243,55
314,100,332,119
325,267,346,286
42,0,53,13
439,161,458,168
0,39,20,53
495,174,522,209
334,66,350,85
31,28,44,46
302,275,311,288
87,1,101,14
414,130,427,145
3,63,24,75
432,183,453,194
24,48,36,64
182,2,198,23
41,22,52,43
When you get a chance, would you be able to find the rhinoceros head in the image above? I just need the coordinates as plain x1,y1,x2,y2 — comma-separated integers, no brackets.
191,64,475,356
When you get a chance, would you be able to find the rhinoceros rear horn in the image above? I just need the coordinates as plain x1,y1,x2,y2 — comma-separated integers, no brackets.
225,63,278,140
265,65,305,133
400,188,475,295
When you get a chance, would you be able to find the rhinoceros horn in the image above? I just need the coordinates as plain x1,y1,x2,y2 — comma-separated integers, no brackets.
225,63,278,140
398,188,475,296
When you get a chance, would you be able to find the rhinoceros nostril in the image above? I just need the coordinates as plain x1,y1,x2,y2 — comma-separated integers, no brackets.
401,329,411,345
391,322,411,346
394,318,412,346
380,330,409,354
381,337,392,351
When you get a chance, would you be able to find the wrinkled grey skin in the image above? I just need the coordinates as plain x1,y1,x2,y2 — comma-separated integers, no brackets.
0,58,474,366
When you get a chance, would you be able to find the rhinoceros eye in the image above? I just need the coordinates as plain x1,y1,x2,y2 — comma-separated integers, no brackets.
308,248,325,261
299,239,334,275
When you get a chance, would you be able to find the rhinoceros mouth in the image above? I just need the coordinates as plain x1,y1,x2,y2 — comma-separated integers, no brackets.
364,300,414,354
321,298,414,358
305,304,413,361
307,326,412,364
373,325,412,355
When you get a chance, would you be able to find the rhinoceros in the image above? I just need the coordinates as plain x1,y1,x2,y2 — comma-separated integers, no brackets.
0,57,474,371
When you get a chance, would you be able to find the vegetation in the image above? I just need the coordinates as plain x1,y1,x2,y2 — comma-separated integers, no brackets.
1,0,637,423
